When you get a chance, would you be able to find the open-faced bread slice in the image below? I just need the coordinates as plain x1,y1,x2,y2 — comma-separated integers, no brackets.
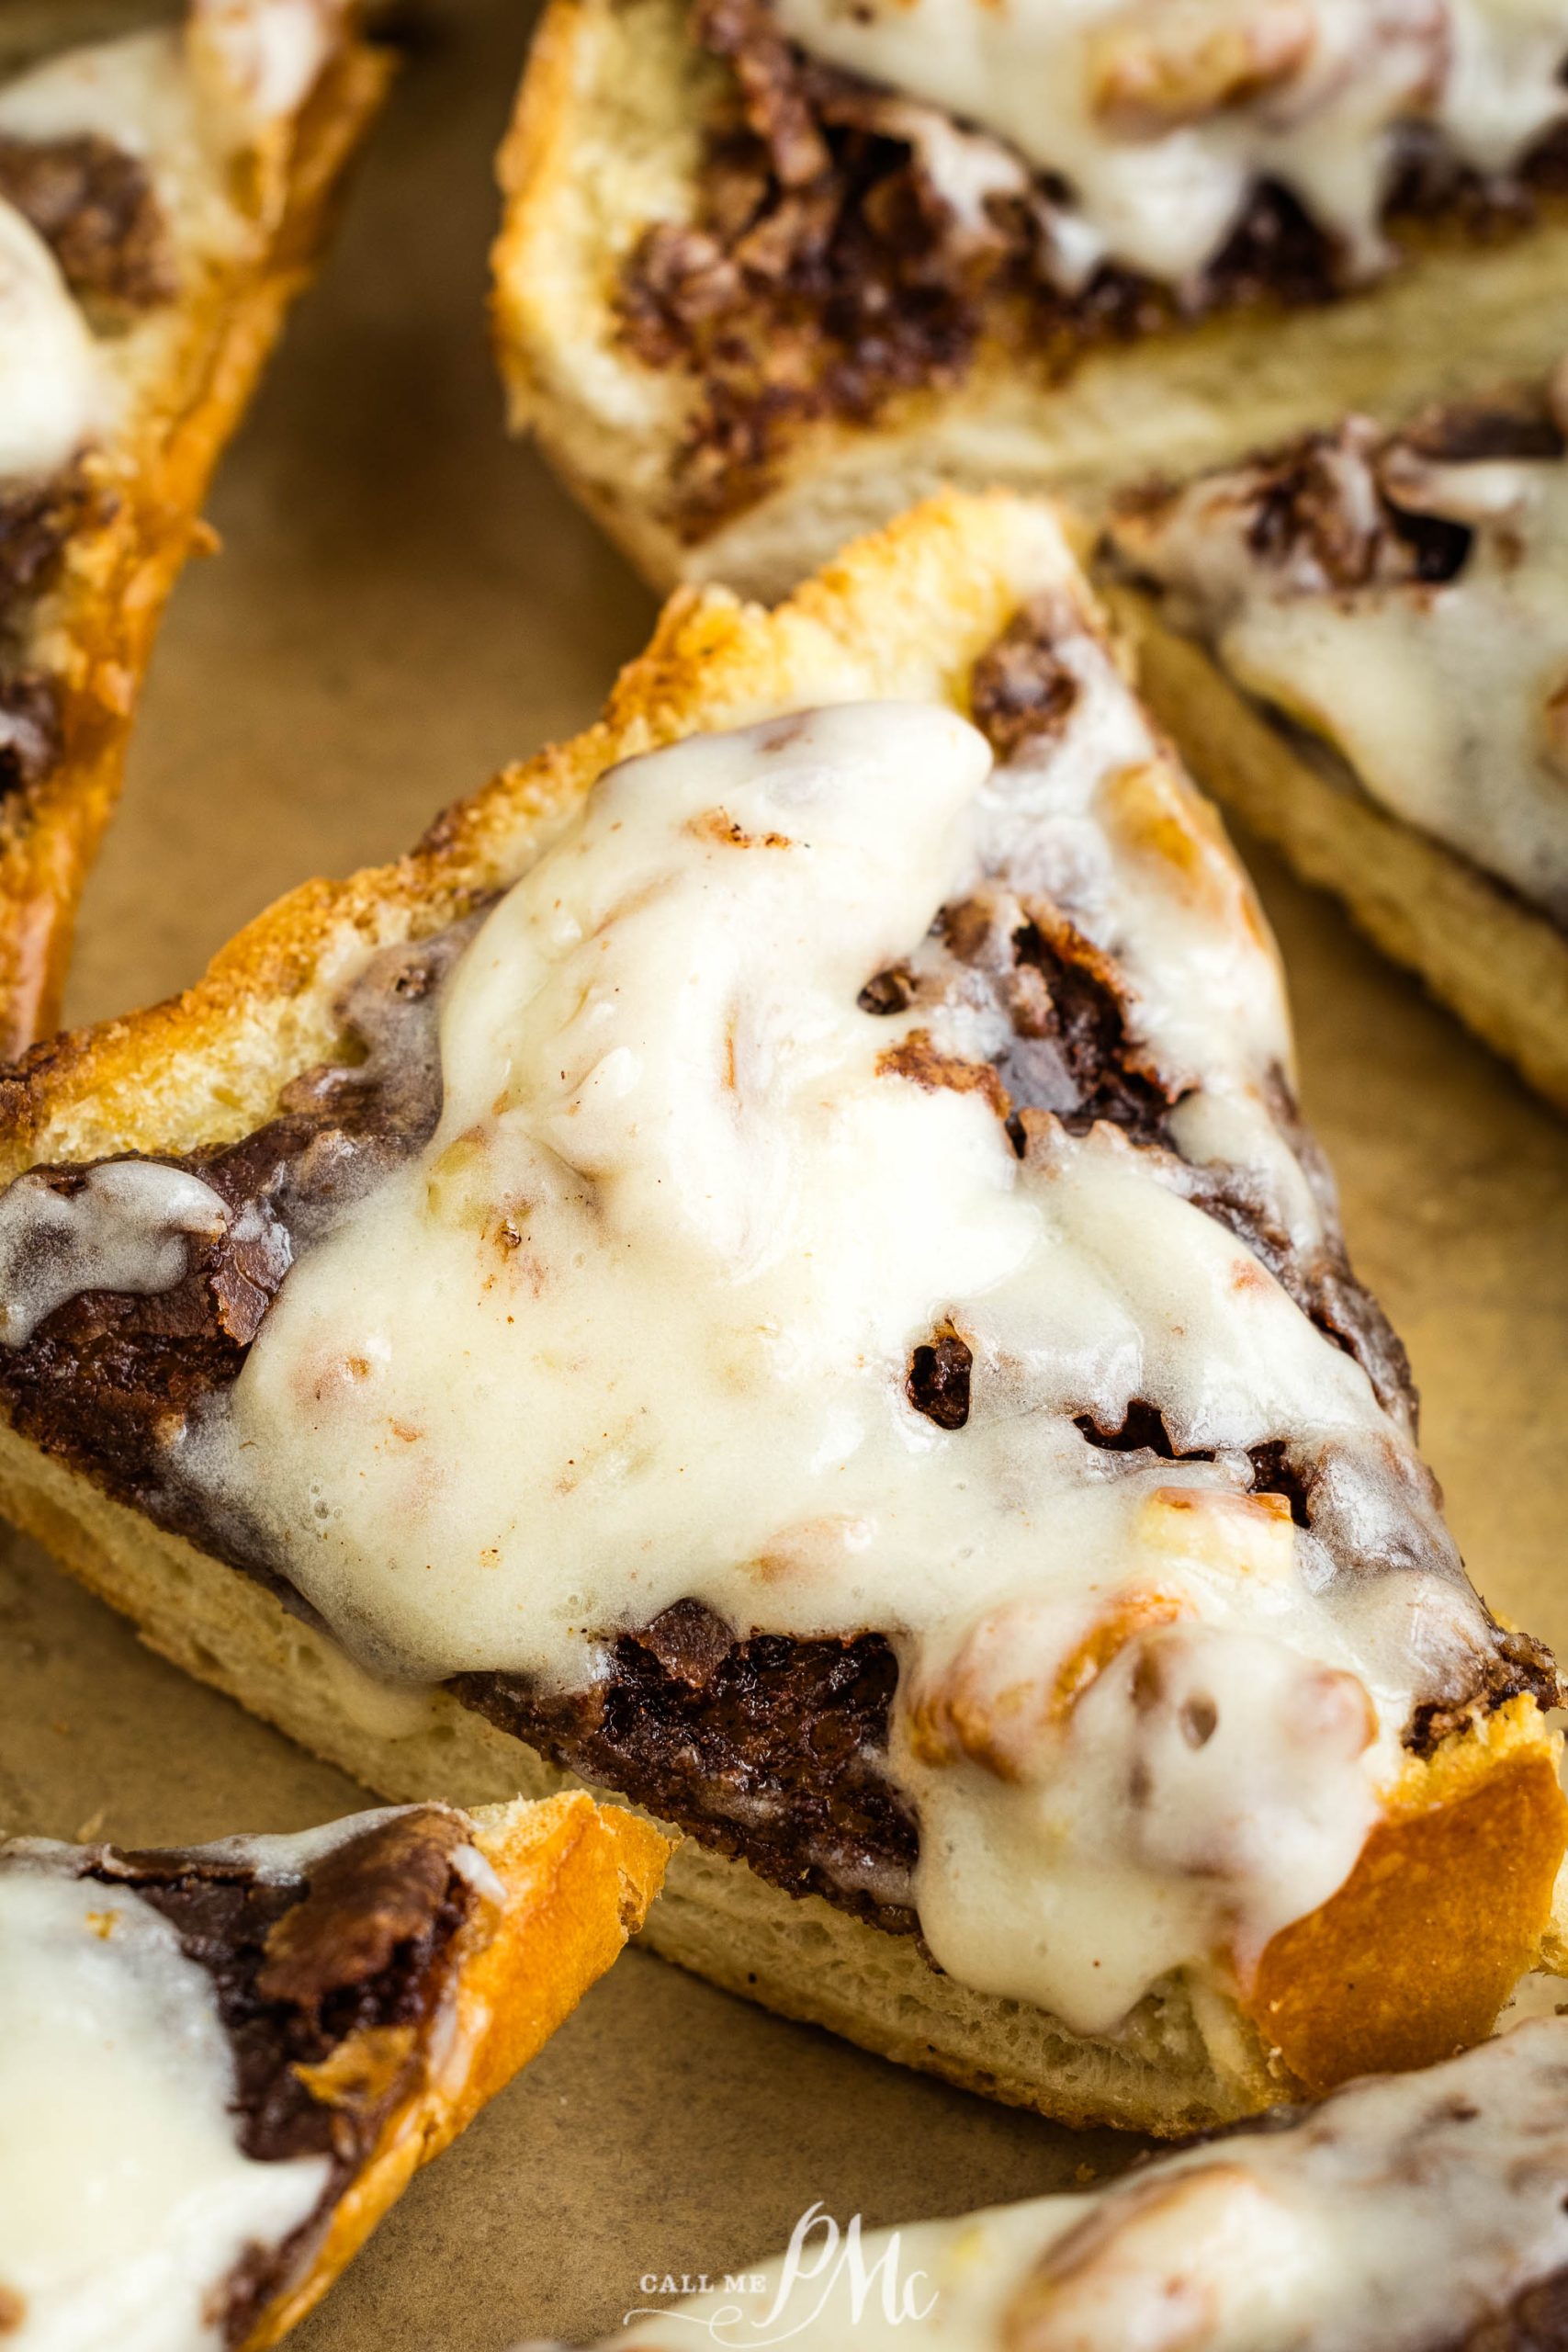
492,0,1568,600
612,2017,1568,2352
0,492,1561,2138
0,0,388,1057
0,1791,671,2350
1100,371,1568,1114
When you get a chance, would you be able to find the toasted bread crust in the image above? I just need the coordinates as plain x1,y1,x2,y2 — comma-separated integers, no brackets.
0,492,1560,2135
492,0,1568,599
239,1792,671,2350
0,20,389,1057
1104,582,1568,1114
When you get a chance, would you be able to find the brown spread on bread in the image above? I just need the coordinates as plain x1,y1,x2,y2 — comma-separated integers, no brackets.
12,1805,477,2346
0,134,175,311
617,0,1568,536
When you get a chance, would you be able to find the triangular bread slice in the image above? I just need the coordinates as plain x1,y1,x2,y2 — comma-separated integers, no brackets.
1100,371,1568,1114
0,1791,671,2349
609,2018,1568,2352
0,0,388,1054
491,0,1568,600
0,492,1560,2138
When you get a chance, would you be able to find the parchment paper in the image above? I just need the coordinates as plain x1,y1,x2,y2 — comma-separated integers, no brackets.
1,1,1565,2341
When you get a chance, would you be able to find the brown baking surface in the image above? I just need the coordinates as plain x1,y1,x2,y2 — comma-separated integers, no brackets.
0,1,1565,2344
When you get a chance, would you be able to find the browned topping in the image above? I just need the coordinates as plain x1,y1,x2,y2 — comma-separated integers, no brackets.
876,1026,1011,1118
969,597,1082,756
1461,2266,1568,2349
257,1807,468,2010
908,1325,972,1429
857,960,917,1015
0,472,96,807
0,2287,23,2335
458,1601,919,1930
619,0,1568,535
0,133,175,310
0,673,62,797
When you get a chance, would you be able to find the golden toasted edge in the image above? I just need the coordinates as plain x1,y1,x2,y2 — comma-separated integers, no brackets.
237,1792,673,2350
1105,583,1568,1114
491,0,1568,599
0,489,1559,2128
0,24,392,1057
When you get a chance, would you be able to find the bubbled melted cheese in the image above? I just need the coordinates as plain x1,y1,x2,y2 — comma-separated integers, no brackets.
617,2021,1568,2352
768,0,1568,288
0,1866,329,2352
1111,419,1568,922
182,603,1498,2038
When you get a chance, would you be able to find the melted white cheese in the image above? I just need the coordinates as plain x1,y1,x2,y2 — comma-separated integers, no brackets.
0,1867,329,2352
1111,423,1568,922
0,1160,230,1346
159,628,1495,2036
0,198,103,481
615,2020,1568,2352
770,0,1568,287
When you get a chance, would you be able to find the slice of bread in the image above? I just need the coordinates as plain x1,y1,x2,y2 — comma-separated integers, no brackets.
0,0,388,1056
491,0,1568,600
0,493,1560,2139
0,1792,671,2349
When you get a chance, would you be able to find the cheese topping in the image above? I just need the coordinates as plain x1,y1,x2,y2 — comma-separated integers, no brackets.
768,0,1568,288
617,2020,1568,2352
140,597,1505,2037
0,199,103,481
1108,391,1568,922
0,1865,329,2352
0,1161,231,1347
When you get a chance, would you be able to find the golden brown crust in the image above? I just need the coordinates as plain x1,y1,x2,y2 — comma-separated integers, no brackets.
0,24,390,1058
237,1792,672,2351
1248,1704,1568,2095
0,491,1561,2133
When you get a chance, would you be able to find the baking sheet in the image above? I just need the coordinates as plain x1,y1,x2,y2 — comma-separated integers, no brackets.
1,0,1566,2342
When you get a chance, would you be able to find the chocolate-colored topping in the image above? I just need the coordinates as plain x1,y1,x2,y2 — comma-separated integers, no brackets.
618,0,1568,535
67,1807,472,2341
908,1327,972,1430
969,599,1081,757
0,473,86,610
457,1603,919,1929
1460,2267,1568,2351
256,1806,468,2010
0,133,175,310
0,673,62,797
0,920,473,1564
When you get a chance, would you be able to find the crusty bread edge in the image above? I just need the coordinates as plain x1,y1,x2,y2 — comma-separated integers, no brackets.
242,1790,673,2350
1105,584,1568,1115
492,0,1568,602
0,28,392,1057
